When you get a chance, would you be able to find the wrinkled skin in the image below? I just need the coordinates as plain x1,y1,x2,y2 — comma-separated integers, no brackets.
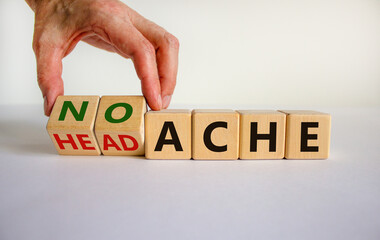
26,0,179,115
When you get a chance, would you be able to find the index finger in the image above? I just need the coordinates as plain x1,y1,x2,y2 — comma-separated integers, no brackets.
128,9,179,108
97,10,163,110
156,32,179,108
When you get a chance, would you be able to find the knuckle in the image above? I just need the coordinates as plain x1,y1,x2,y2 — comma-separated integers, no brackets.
36,69,49,86
32,32,50,55
87,1,105,19
141,40,156,56
163,32,179,49
88,0,126,25
32,37,41,54
89,0,118,13
37,75,49,91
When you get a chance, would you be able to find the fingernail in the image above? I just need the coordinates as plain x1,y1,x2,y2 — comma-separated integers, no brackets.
156,94,162,110
162,95,172,109
43,96,48,116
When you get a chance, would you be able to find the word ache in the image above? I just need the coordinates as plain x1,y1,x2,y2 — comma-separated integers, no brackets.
47,96,331,160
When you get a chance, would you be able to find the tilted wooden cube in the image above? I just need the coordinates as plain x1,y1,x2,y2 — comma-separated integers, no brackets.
46,96,101,155
192,110,239,160
145,109,192,159
95,96,146,156
280,110,331,159
238,110,286,159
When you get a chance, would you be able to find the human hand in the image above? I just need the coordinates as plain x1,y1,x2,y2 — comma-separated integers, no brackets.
25,0,179,116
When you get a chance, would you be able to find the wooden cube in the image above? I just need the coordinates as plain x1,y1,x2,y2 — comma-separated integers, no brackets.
46,96,101,155
95,96,146,156
280,110,331,159
145,110,192,159
238,110,286,159
192,110,239,160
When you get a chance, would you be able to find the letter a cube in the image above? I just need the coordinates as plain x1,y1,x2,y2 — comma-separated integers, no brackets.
145,110,192,159
46,96,101,155
280,110,331,159
95,96,146,155
192,110,239,160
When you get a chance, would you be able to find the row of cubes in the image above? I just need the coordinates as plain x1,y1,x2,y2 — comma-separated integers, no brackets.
47,96,331,159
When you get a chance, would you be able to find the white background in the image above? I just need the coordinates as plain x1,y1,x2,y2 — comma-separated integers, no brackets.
1,1,380,239
0,0,379,108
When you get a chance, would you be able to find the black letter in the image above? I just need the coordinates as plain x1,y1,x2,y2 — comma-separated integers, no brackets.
203,121,227,152
301,122,319,152
250,122,277,152
154,122,183,151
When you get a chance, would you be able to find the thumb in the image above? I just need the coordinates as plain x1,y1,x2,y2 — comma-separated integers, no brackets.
35,45,64,116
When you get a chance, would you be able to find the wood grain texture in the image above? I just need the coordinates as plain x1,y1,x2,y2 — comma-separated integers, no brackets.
145,109,192,159
95,96,146,156
192,110,239,160
238,110,286,159
280,110,331,159
46,95,101,155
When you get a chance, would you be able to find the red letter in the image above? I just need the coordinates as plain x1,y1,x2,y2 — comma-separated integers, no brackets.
119,135,139,151
76,134,95,150
53,134,78,150
103,134,121,151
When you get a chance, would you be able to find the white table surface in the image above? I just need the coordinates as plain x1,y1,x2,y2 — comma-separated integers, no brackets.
0,105,379,240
